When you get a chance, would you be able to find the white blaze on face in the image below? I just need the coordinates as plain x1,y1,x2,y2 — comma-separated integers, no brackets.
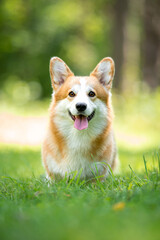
68,78,96,131
69,78,95,116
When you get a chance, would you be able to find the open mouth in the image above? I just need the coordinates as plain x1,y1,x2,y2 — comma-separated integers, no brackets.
68,110,95,131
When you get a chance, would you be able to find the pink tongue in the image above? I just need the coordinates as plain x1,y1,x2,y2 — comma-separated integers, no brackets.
74,116,88,130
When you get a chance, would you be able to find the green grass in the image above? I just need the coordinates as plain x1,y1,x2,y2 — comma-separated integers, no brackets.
0,91,160,240
0,145,160,240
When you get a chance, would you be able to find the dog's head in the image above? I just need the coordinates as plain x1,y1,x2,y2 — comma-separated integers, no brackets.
49,57,115,132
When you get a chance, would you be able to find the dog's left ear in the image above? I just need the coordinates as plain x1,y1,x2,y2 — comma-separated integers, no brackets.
50,57,74,90
90,57,115,89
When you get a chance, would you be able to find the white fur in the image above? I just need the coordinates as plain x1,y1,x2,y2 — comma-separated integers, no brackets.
68,78,97,117
46,154,108,180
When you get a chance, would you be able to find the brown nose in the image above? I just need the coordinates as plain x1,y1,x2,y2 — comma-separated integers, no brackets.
76,103,87,112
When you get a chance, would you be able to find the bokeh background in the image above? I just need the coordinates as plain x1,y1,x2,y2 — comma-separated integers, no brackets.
0,0,160,169
1,0,160,100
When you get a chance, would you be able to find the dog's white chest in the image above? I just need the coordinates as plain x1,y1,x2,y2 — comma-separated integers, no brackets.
46,130,105,179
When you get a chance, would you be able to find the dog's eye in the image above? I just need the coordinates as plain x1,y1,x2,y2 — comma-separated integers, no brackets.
88,91,96,97
68,91,76,97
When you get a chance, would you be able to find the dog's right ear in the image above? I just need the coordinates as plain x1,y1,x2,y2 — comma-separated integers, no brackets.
50,57,74,90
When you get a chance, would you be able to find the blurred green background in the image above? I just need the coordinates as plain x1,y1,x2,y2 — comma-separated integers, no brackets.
0,2,160,240
0,0,160,104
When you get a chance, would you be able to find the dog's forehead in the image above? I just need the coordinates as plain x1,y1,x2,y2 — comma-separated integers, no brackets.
69,76,96,90
78,77,88,91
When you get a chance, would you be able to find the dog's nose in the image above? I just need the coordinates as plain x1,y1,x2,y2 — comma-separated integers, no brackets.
76,103,87,112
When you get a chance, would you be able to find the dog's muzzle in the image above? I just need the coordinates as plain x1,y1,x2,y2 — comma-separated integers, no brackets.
68,110,95,130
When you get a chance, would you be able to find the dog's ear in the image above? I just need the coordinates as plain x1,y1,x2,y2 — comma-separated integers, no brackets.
90,57,115,89
50,57,74,90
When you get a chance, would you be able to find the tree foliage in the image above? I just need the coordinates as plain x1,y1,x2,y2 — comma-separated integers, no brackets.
0,0,159,100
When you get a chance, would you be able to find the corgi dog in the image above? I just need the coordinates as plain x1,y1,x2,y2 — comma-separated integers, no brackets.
42,57,118,181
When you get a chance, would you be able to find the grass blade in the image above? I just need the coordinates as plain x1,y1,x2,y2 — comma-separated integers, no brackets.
143,155,149,179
